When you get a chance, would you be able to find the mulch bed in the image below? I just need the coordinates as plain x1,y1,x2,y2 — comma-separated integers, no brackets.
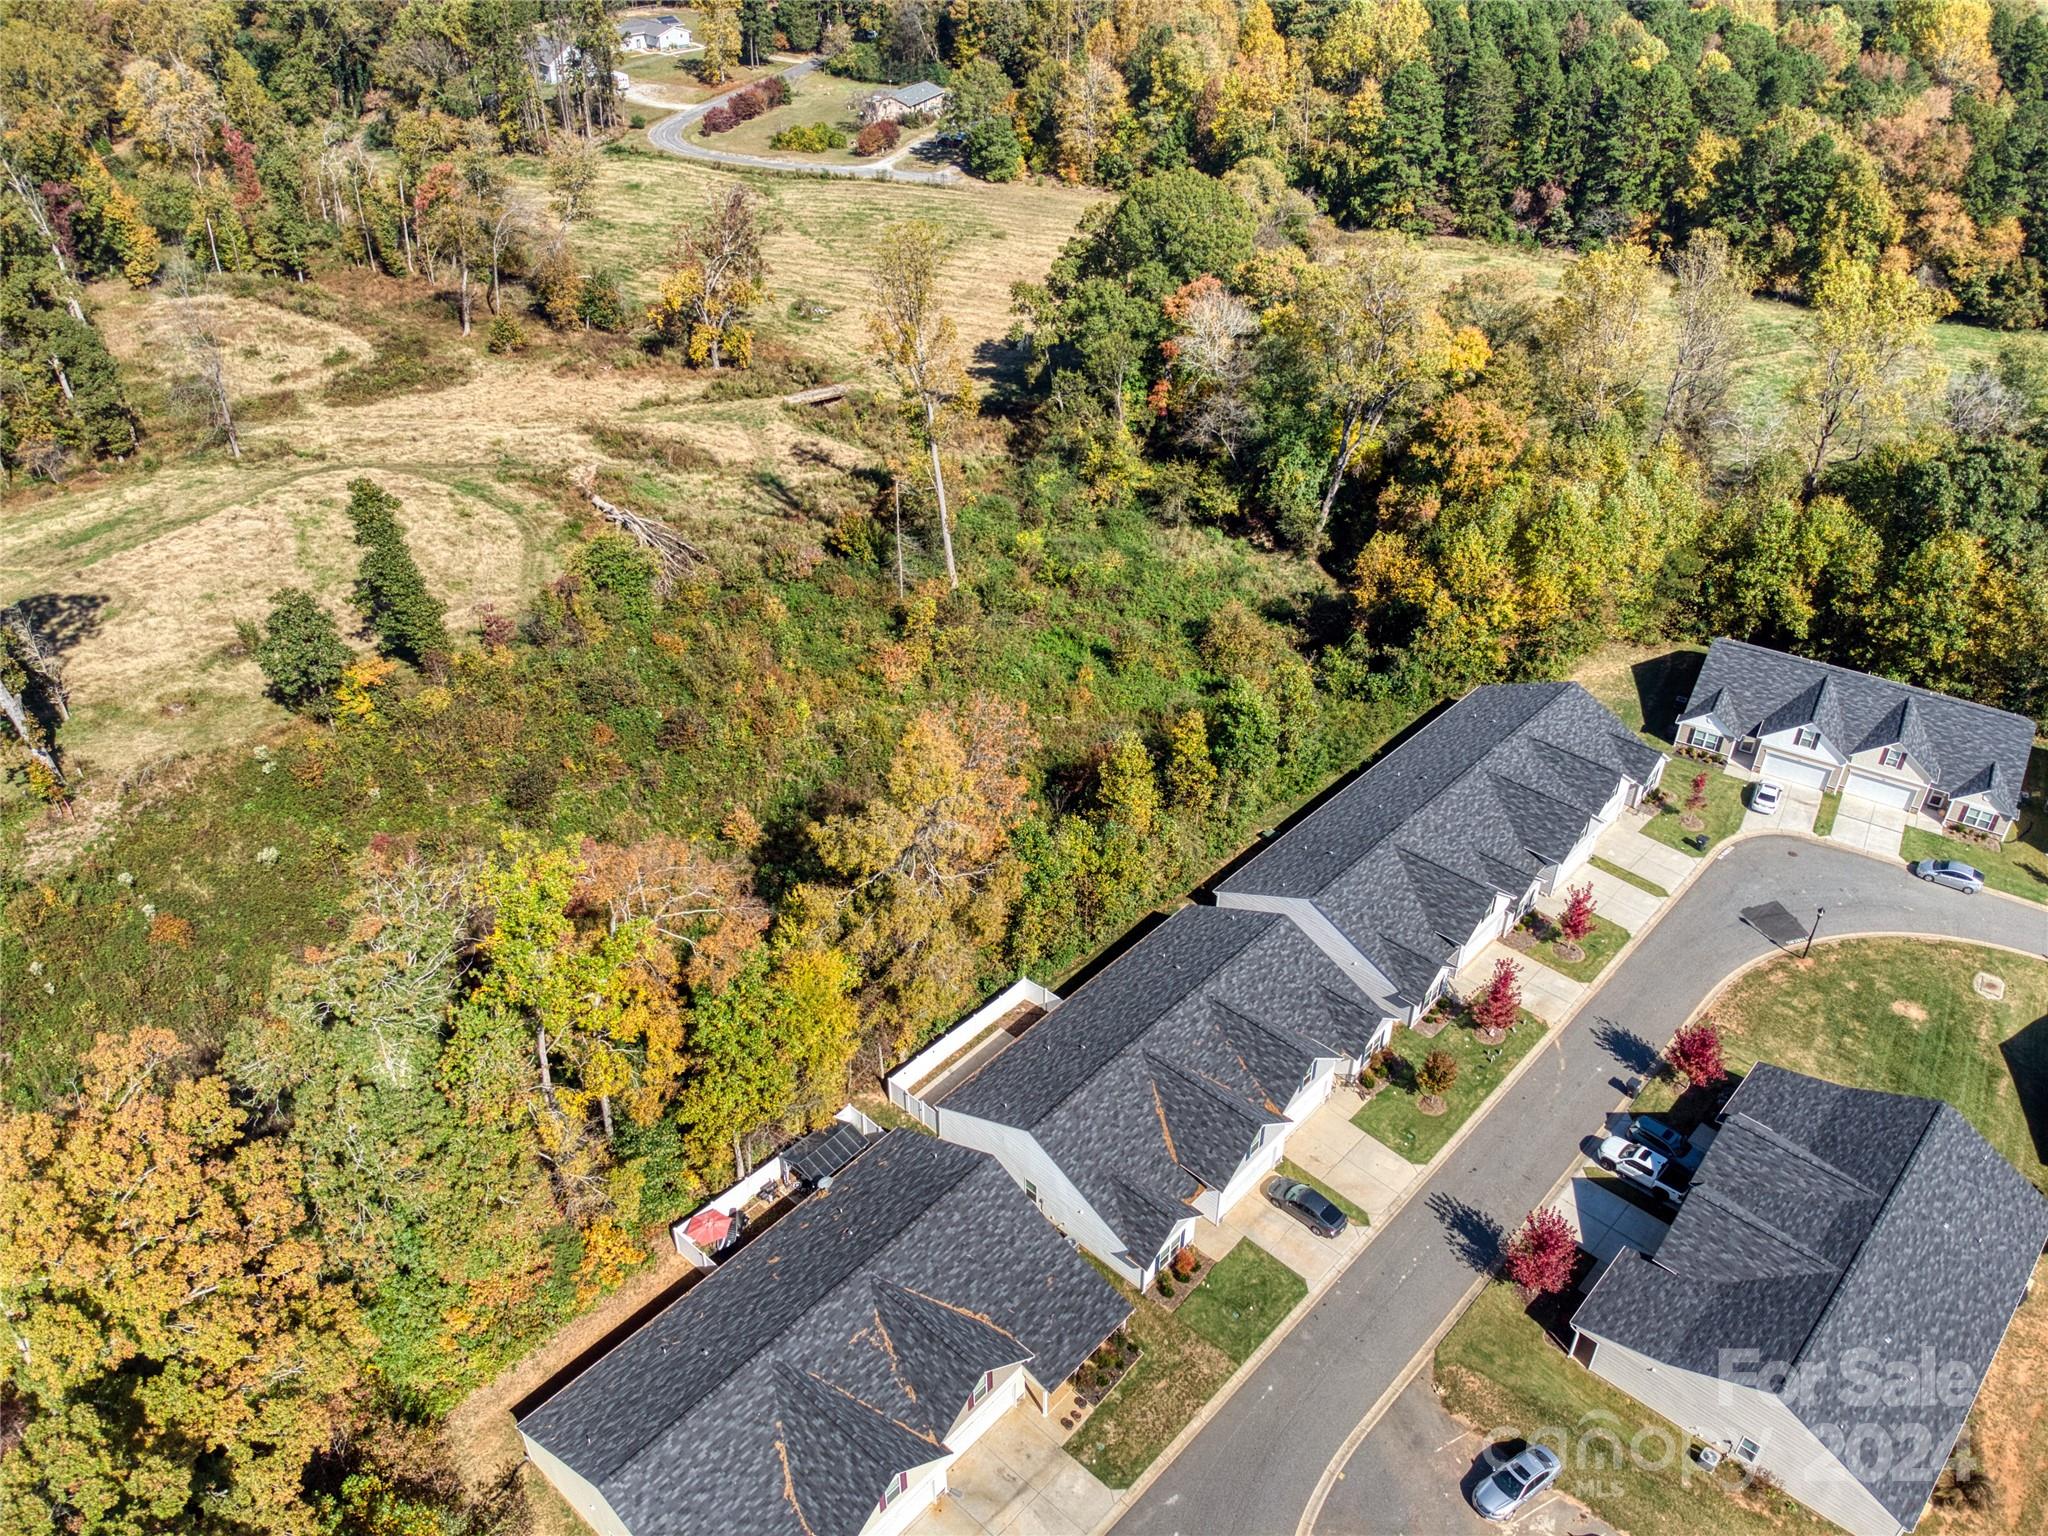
1152,1248,1215,1311
1059,1334,1143,1429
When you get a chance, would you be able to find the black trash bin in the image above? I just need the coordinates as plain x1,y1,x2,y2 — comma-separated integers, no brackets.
1686,834,1710,852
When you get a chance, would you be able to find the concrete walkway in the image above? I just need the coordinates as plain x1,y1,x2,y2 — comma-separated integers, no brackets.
922,1388,1118,1536
1591,821,1695,892
1108,836,2048,1536
641,59,962,182
1454,939,1586,1022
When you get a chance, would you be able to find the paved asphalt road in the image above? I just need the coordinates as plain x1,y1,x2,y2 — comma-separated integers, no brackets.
1111,836,2047,1536
642,59,961,182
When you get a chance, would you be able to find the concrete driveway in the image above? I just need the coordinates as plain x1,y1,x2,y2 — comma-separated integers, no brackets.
1109,837,2047,1536
1313,1376,1611,1536
1559,1176,1670,1266
918,1393,1117,1536
1828,799,1908,859
1592,820,1696,893
1455,940,1587,1022
1539,864,1659,934
1749,783,1821,836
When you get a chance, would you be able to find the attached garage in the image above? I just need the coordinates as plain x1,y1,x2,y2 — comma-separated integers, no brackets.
1758,752,1831,791
1841,771,1918,812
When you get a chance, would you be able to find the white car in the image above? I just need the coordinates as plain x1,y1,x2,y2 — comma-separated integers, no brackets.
1595,1133,1682,1205
1749,780,1782,815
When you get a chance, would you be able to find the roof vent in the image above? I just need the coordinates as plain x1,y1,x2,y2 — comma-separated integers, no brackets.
816,1174,834,1193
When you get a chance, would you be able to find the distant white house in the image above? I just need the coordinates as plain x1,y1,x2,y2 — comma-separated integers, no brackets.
527,36,581,86
618,14,693,52
860,81,949,125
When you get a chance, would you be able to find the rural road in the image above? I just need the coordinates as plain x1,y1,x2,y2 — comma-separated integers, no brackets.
1110,835,2047,1536
639,59,960,183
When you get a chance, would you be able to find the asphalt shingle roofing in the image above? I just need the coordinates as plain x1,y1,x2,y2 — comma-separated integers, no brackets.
1217,682,1664,1004
939,905,1384,1259
1679,638,2034,818
1574,1065,2048,1528
516,1132,1128,1536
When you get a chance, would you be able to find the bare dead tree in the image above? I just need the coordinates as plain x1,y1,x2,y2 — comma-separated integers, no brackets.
165,258,240,460
1655,230,1751,453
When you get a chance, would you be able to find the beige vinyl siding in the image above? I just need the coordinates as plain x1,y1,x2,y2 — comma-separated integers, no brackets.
1582,1338,1908,1536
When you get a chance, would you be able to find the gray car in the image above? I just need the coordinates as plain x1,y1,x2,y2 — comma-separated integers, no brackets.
1911,858,1985,894
1472,1444,1562,1520
1265,1177,1348,1237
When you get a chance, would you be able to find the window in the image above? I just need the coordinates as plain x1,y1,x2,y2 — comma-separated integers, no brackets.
1736,1437,1762,1463
968,1370,996,1408
1880,747,1906,769
1795,726,1821,749
877,1471,911,1512
1960,805,1998,832
1691,729,1723,754
1023,1180,1038,1205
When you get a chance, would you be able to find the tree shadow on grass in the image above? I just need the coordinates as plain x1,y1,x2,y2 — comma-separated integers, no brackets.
1590,1018,1660,1079
11,592,108,655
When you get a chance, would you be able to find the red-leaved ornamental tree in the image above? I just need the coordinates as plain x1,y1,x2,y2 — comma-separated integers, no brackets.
1472,956,1521,1041
1504,1206,1579,1297
1667,1020,1727,1087
1557,882,1596,947
1686,771,1709,813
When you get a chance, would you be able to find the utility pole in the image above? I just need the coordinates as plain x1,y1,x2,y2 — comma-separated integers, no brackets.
1804,905,1825,958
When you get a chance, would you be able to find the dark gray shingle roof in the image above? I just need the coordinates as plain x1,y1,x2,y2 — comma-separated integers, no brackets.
1679,638,2034,817
1217,683,1664,1003
517,1133,1128,1536
939,906,1385,1261
1575,1065,2048,1528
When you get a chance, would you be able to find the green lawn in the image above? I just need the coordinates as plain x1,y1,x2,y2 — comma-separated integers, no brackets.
1067,1243,1302,1487
1277,1159,1370,1228
1437,1284,1827,1536
1812,790,1841,840
1515,910,1628,983
1176,1241,1308,1365
1355,1012,1548,1164
1636,939,2048,1192
1901,809,2048,907
1589,855,1669,899
1640,763,1747,856
704,69,894,165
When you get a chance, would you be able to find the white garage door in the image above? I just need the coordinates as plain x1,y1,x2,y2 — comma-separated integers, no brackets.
1760,752,1831,791
1842,770,1917,811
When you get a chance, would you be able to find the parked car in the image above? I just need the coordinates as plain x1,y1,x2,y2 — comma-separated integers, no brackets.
1594,1134,1683,1206
1627,1113,1691,1161
1472,1444,1562,1521
1911,858,1985,895
1748,780,1782,815
1265,1177,1347,1237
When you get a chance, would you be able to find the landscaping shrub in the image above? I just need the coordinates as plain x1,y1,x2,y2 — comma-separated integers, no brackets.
728,87,766,122
756,76,788,108
1170,1247,1197,1280
699,104,737,135
769,122,848,153
854,120,900,156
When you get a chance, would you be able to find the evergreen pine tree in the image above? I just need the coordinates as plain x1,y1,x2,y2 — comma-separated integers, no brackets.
345,478,448,664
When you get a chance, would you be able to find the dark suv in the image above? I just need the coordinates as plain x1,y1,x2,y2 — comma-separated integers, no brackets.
1266,1177,1348,1237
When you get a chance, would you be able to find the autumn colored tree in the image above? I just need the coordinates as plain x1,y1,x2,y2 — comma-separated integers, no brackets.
647,186,767,367
869,219,973,588
1416,1048,1459,1113
1470,955,1521,1041
1163,708,1217,819
1543,242,1661,433
572,835,769,986
1504,1206,1579,1297
811,697,1036,1040
1666,1021,1727,1088
0,1028,366,1536
1095,731,1160,835
1792,257,1945,497
1685,771,1709,819
1656,230,1751,453
1557,883,1597,950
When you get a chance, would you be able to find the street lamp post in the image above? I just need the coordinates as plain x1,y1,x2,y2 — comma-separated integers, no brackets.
1804,905,1825,958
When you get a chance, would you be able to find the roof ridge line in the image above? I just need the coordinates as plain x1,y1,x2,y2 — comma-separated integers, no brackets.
1688,1182,1840,1273
1714,638,2032,726
1784,1103,1944,1375
1142,1048,1283,1129
1721,1111,1882,1198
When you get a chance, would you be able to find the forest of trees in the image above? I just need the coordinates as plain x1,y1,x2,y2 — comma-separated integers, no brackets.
6,3,2048,1534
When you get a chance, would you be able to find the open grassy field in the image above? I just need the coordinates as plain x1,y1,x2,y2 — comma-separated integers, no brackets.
552,140,1104,376
1404,236,2020,427
1639,939,2048,1192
